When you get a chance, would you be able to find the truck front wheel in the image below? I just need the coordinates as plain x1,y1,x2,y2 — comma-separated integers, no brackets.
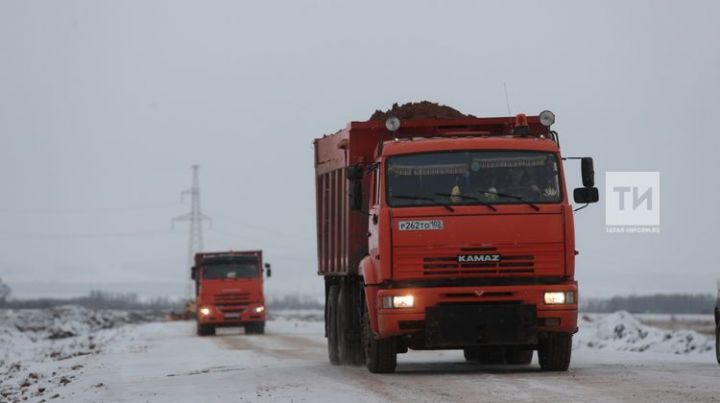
362,302,396,373
327,285,340,365
196,324,215,337
538,333,572,371
246,322,265,335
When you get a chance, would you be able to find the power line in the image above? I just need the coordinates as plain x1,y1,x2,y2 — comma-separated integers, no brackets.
0,202,180,215
0,229,175,240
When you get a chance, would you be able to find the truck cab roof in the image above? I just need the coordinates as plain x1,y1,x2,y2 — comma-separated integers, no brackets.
380,135,560,157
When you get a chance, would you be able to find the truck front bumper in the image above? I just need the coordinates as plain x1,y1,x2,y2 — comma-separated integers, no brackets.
196,303,266,326
374,282,577,346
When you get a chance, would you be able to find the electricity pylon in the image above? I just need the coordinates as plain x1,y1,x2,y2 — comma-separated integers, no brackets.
173,165,211,299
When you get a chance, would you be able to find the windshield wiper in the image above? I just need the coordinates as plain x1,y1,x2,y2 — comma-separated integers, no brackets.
476,189,540,211
391,195,455,212
434,193,497,212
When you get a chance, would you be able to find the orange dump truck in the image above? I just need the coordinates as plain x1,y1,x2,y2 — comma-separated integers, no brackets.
192,250,271,336
314,108,598,372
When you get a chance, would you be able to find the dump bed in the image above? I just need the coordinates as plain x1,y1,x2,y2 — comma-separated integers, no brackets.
313,117,551,277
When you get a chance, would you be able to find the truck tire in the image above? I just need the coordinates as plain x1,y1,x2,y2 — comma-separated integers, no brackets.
337,282,363,365
506,349,533,365
715,324,719,365
362,301,396,373
327,285,340,365
196,324,214,337
246,322,265,335
463,347,504,364
538,333,572,371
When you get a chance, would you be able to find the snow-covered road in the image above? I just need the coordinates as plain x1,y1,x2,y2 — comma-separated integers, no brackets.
53,317,719,403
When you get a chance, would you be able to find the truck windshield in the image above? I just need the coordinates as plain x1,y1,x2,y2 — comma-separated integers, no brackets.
202,260,259,279
387,151,561,207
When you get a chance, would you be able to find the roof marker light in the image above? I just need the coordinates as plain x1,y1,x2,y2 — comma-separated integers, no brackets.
385,116,401,132
515,113,529,127
539,110,556,127
513,113,529,135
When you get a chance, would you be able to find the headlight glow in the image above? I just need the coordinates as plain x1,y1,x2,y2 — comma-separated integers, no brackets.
544,291,575,305
382,295,415,309
199,307,211,316
255,306,265,313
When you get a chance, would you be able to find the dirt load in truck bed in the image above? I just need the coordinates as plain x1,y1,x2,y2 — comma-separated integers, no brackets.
369,101,474,120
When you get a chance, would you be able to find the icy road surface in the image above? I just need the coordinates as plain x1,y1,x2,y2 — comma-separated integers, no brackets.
54,317,720,403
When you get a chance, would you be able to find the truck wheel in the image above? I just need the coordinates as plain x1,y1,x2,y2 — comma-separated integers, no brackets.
715,325,719,365
538,333,572,371
327,285,340,365
506,349,533,365
463,348,504,364
337,283,363,365
196,324,212,336
246,322,265,335
362,302,396,373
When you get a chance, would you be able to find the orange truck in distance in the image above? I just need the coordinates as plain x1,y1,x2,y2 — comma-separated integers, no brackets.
314,107,599,373
191,250,271,336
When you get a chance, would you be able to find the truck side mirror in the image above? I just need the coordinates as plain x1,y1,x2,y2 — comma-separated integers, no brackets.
264,263,272,278
350,180,362,211
191,266,197,280
346,165,364,180
346,165,364,211
581,157,595,187
573,187,599,204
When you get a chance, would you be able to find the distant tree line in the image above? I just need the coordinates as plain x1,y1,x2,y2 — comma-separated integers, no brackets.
1,289,184,312
266,294,323,310
582,293,717,314
0,288,323,311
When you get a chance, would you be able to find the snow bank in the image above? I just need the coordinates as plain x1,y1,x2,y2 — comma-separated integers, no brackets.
0,306,157,402
574,311,714,355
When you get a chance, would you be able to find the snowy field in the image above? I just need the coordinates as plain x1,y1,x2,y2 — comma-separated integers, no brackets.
1,308,718,402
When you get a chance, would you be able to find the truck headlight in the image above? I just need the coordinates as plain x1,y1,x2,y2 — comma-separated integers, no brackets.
544,291,575,305
199,307,211,316
382,295,415,309
254,306,265,313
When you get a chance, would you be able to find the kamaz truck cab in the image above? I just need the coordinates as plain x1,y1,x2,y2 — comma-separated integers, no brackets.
314,110,599,373
191,250,271,336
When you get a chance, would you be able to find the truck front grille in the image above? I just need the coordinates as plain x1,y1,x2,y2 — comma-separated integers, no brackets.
393,243,563,280
214,292,250,305
422,252,534,276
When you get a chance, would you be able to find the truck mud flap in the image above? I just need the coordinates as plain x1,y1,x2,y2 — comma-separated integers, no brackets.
425,304,538,348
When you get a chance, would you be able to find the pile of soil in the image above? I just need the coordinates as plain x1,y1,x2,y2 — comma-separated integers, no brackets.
369,101,474,121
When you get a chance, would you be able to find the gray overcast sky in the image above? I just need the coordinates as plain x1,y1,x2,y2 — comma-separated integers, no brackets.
1,1,719,299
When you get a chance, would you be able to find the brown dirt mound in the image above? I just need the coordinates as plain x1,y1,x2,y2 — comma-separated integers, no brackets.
369,101,474,121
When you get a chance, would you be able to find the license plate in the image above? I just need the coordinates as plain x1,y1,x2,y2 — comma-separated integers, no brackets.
224,313,241,319
398,220,444,231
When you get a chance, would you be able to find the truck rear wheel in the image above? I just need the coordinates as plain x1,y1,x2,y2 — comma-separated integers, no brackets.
463,347,504,364
505,349,533,365
538,333,572,371
327,285,340,365
715,324,719,365
337,282,364,365
362,301,396,373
